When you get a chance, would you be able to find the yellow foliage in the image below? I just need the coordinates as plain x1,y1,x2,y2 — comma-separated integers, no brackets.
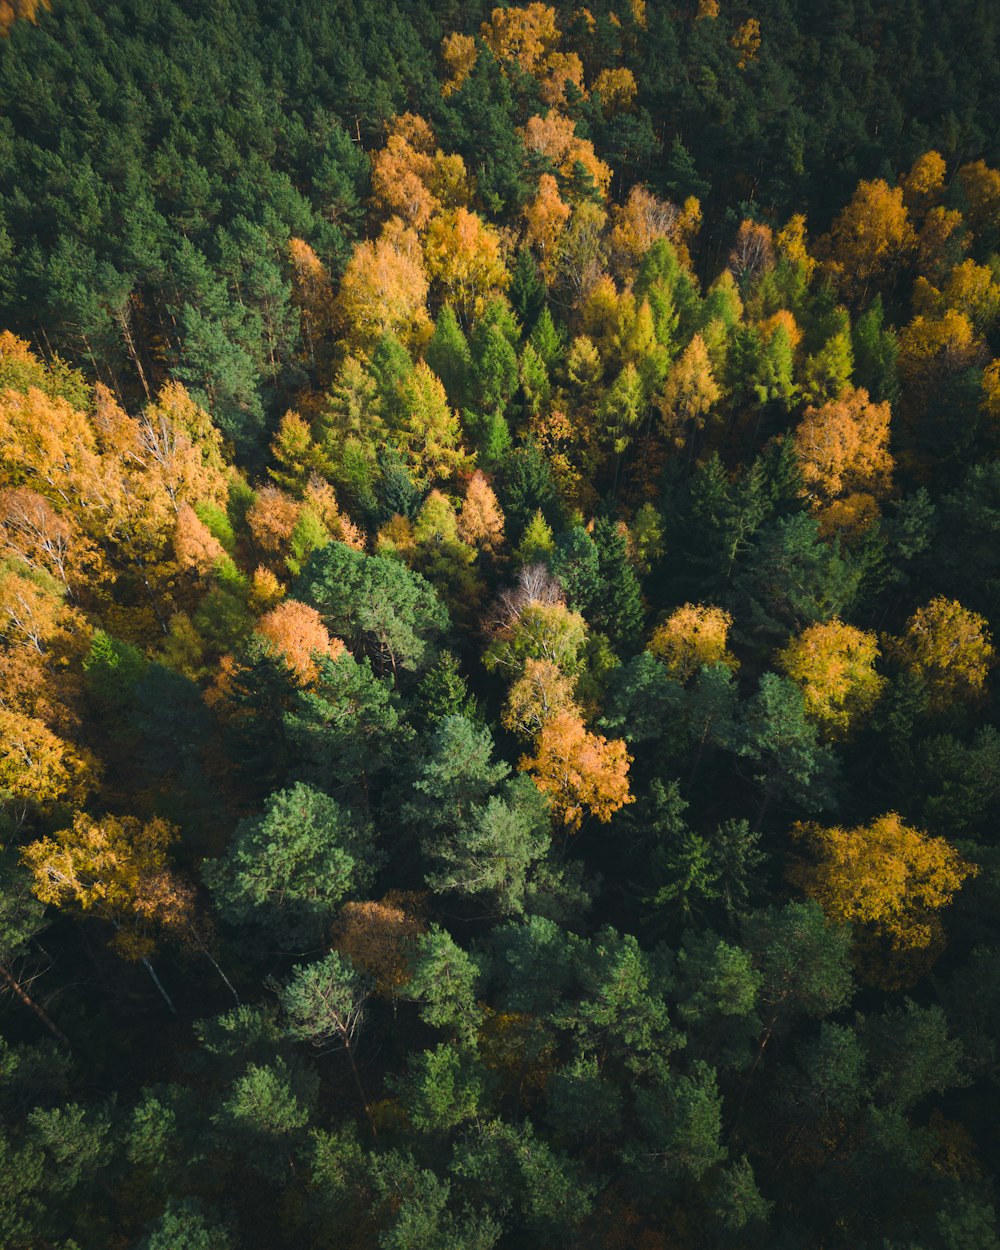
0,708,96,807
789,812,977,953
775,213,817,282
441,31,477,96
823,179,917,303
731,17,761,68
592,67,637,116
503,657,576,738
776,619,886,737
458,471,505,553
887,596,993,711
23,813,188,960
522,111,613,200
424,207,509,323
900,151,947,216
648,604,737,682
334,223,431,355
957,159,1000,241
523,173,571,278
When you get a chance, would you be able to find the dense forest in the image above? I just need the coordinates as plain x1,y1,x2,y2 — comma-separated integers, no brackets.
2,0,1000,1246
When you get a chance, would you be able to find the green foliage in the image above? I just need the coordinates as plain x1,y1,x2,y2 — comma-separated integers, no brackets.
203,783,376,950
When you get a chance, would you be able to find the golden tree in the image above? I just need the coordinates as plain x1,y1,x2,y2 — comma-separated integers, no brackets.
424,207,509,324
648,604,737,682
334,223,431,354
502,657,576,738
789,813,976,955
523,173,571,279
793,386,893,517
887,596,993,711
776,619,886,737
823,178,917,304
458,471,505,554
23,813,190,962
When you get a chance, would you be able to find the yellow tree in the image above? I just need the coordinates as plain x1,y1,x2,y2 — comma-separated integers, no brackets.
887,597,993,712
502,657,576,738
519,708,633,832
521,111,612,201
22,813,190,963
424,207,509,325
789,813,976,957
397,362,472,488
0,708,96,812
658,333,721,450
608,185,681,281
957,160,1000,242
370,114,469,231
648,604,738,681
441,32,477,97
776,619,886,737
900,151,947,217
592,67,637,116
480,3,560,74
334,223,431,355
823,178,917,304
897,309,983,403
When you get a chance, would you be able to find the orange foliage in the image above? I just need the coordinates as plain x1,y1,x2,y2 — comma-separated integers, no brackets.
520,708,633,831
333,893,427,995
289,238,335,359
371,114,469,231
0,0,47,36
246,484,301,556
173,504,226,577
255,599,346,684
458,471,505,553
793,386,893,504
0,708,96,809
522,111,612,200
523,173,571,277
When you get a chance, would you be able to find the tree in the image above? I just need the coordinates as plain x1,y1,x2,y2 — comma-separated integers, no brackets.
519,708,633,832
649,604,737,681
789,813,977,956
254,600,346,685
523,174,570,280
288,238,334,368
458,471,505,554
335,225,431,355
203,783,376,951
396,361,472,488
658,333,721,450
295,542,449,678
424,208,509,326
736,673,838,817
887,597,993,712
823,178,917,304
776,619,885,737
